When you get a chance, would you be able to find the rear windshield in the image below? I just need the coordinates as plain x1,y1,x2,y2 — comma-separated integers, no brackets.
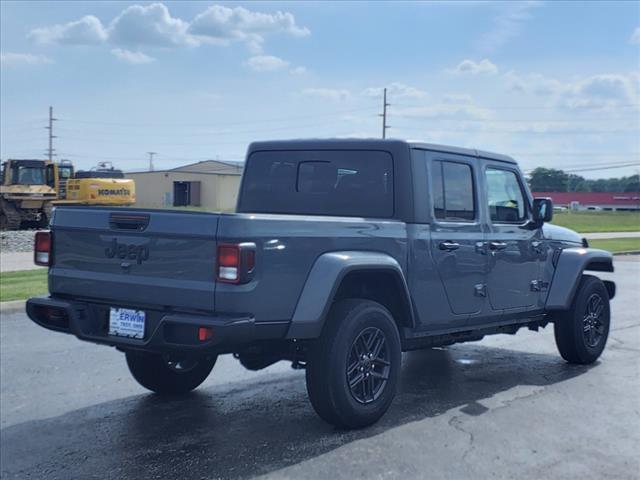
238,150,394,218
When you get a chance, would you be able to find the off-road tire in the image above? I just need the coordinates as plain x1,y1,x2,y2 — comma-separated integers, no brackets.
126,351,217,395
554,275,610,364
306,299,402,429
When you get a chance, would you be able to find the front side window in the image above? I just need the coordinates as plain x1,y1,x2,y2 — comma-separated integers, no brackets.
485,168,527,223
432,160,475,221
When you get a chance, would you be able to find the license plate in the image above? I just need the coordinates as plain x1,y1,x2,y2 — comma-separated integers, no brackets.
109,308,145,339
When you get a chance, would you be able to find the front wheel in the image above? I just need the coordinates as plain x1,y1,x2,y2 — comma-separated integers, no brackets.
305,299,402,429
554,275,610,364
126,351,217,394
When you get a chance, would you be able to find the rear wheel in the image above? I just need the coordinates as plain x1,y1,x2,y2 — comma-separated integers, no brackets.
125,351,217,394
305,299,401,429
554,275,610,364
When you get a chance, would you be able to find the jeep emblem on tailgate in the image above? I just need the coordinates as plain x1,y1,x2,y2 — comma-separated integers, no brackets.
105,238,149,264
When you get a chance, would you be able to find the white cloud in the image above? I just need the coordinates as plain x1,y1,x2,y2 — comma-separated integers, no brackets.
335,132,375,139
108,3,194,48
245,55,289,72
505,71,563,95
449,59,498,75
111,48,155,64
289,66,307,75
27,3,308,55
505,71,639,110
390,93,493,121
442,93,474,104
302,88,351,101
28,15,107,45
630,27,640,45
0,52,53,67
560,74,639,109
190,5,309,52
362,82,427,98
394,102,493,121
478,1,541,53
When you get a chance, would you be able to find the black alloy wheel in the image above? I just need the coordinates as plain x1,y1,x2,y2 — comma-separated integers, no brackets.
583,293,606,348
347,327,391,404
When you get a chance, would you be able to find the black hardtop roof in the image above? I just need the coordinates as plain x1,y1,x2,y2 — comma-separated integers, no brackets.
248,138,516,164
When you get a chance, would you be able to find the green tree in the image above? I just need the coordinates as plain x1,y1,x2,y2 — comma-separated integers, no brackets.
528,167,568,192
622,174,640,192
567,173,587,192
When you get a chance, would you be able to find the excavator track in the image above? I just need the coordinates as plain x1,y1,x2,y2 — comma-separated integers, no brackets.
39,203,54,228
0,198,23,230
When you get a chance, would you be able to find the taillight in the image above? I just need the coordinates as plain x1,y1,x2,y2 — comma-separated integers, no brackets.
217,243,256,284
34,231,51,266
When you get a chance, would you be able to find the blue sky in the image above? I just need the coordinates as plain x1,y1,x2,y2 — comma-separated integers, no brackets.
1,1,639,177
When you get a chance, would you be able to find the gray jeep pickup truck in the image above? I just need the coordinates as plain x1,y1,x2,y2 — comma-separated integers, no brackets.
27,139,615,429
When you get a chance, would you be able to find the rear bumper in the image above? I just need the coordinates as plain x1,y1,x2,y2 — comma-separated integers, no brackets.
26,296,287,353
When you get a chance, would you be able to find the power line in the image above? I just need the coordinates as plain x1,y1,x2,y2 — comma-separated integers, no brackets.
524,163,640,174
561,163,640,173
393,127,638,135
508,152,640,157
55,106,380,129
52,117,372,139
58,152,244,163
392,102,640,110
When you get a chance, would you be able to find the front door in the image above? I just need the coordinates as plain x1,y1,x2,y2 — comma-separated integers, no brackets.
483,164,541,311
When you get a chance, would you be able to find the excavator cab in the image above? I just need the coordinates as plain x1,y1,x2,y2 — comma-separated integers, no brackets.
49,160,75,199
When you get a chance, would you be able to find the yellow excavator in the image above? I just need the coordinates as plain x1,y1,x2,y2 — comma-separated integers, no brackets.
1,159,135,230
53,162,136,207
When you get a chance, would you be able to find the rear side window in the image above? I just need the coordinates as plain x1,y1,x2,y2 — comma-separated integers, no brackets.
432,160,475,221
238,150,394,217
485,168,527,223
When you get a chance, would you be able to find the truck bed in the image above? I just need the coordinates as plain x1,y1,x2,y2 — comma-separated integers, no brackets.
49,206,408,325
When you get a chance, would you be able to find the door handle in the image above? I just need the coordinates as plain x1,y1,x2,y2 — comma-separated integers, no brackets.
489,241,508,251
439,241,460,251
531,240,543,253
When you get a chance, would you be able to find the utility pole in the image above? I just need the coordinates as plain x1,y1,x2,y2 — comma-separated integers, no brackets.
379,88,390,139
45,106,57,161
147,151,157,171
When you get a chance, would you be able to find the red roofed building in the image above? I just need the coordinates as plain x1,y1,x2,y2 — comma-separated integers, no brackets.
532,192,640,211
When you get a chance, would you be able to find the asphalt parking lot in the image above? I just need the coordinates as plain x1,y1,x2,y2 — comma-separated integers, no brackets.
1,257,638,480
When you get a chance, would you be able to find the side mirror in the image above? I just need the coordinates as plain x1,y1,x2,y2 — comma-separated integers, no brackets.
533,198,553,224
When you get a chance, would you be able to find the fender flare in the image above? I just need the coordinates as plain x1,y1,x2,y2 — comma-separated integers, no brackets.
545,247,614,311
286,251,414,339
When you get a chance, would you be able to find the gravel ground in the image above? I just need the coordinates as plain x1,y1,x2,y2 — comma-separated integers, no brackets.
0,230,42,253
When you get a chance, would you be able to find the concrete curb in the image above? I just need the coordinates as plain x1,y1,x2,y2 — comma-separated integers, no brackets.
0,300,26,316
613,251,640,256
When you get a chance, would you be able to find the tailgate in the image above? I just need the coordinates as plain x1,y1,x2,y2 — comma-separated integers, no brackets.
49,207,219,312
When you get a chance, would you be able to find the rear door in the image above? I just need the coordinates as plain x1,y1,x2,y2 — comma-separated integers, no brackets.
483,162,541,311
50,207,219,312
427,154,487,316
